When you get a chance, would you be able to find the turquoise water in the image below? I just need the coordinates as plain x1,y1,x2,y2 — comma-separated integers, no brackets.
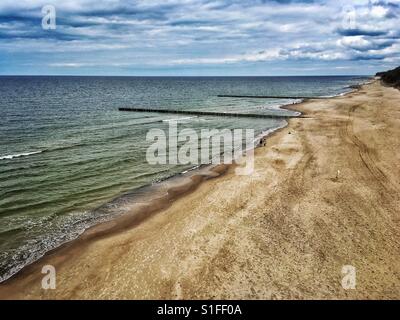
0,76,368,281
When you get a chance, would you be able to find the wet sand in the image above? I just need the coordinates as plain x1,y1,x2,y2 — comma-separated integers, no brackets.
1,80,399,299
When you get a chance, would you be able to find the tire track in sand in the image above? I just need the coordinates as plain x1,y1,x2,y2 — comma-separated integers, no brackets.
345,104,399,198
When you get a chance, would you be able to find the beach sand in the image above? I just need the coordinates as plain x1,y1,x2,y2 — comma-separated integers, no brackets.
1,80,399,299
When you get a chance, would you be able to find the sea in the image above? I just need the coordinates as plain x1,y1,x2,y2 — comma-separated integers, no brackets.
0,75,370,281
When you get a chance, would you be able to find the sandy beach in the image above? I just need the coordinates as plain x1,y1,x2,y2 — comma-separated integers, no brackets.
1,80,399,299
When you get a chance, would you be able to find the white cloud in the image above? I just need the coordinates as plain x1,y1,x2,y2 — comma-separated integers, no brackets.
0,0,399,73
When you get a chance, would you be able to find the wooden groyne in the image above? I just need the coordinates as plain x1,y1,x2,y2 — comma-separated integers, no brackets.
118,107,299,119
217,95,323,99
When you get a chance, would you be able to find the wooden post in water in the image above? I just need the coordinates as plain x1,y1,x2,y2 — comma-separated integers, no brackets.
118,107,299,119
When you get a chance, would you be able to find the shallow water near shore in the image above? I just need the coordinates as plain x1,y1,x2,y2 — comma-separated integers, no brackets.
0,75,369,281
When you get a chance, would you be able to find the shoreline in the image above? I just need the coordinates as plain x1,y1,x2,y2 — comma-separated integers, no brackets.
0,163,231,285
0,77,370,285
0,96,297,284
0,80,368,286
2,79,399,299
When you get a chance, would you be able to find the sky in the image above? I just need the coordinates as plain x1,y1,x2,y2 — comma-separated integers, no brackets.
0,0,399,76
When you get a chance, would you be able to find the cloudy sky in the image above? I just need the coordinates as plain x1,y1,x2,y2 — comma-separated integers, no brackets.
0,0,399,75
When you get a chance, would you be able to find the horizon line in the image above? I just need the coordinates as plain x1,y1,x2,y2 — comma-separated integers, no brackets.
0,74,373,77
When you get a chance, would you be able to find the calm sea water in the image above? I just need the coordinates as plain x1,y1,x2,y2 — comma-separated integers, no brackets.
0,76,368,281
